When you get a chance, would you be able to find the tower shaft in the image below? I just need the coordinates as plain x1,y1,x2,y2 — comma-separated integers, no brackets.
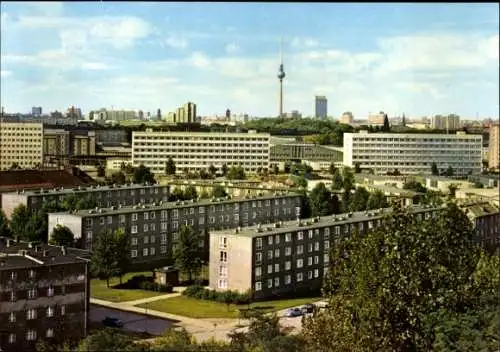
279,79,283,118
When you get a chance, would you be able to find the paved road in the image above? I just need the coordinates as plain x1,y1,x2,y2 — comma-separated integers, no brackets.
89,304,177,336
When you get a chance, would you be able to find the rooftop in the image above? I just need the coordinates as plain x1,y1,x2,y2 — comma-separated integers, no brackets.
0,168,95,192
51,192,300,218
364,184,424,196
461,202,499,217
212,205,441,238
0,238,91,269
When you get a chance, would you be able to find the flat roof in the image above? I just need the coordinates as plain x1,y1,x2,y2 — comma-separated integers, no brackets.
132,131,270,137
51,192,300,218
364,184,423,196
212,205,441,238
4,182,168,197
345,132,482,139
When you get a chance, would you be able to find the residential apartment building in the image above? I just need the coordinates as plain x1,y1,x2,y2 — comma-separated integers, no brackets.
210,203,496,300
270,143,342,164
90,109,136,122
488,124,499,171
0,240,90,351
431,115,461,131
132,130,270,174
2,183,170,219
462,202,500,254
43,129,71,159
367,112,386,125
0,122,44,171
48,193,302,264
340,112,353,124
343,131,482,175
314,96,327,119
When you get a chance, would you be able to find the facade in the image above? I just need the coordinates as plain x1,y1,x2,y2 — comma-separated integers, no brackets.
106,157,132,171
2,183,170,219
270,143,342,163
431,115,461,131
209,206,443,299
367,112,386,125
90,109,136,122
488,124,499,171
340,112,353,124
43,129,96,164
170,102,197,124
43,129,71,159
343,131,482,175
132,130,270,174
31,107,42,117
0,122,44,171
425,176,474,194
314,96,327,119
48,193,302,264
0,240,90,351
462,202,500,253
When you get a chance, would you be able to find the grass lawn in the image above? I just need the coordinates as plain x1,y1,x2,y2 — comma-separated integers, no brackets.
91,271,165,303
136,295,321,319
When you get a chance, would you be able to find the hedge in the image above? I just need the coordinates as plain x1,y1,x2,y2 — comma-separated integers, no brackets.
115,274,173,293
182,285,251,305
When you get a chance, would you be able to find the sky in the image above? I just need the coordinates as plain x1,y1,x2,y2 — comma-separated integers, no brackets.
0,2,499,118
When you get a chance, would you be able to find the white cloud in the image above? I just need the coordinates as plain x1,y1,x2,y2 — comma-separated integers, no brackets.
189,52,211,69
290,37,319,49
0,70,12,77
81,62,109,70
225,43,240,55
163,34,189,49
87,17,153,48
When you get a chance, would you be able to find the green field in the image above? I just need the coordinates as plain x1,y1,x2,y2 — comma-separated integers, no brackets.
136,295,321,319
90,272,165,303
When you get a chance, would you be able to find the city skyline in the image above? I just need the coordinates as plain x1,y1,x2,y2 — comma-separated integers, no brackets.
0,2,499,118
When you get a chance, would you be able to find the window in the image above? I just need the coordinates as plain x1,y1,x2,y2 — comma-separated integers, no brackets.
297,231,304,240
151,211,156,219
297,273,303,282
150,247,156,256
308,243,313,252
314,242,320,251
314,269,319,278
324,227,330,239
119,215,126,223
131,225,138,234
325,240,330,250
267,250,273,260
199,206,205,214
132,213,138,221
218,279,227,289
297,245,303,254
255,238,263,250
9,312,16,323
308,271,313,279
161,234,167,244
255,252,262,263
220,251,228,262
267,279,273,288
160,245,167,253
143,248,149,256
172,221,179,230
199,217,205,225
100,217,105,225
144,212,149,221
161,222,168,231
285,261,291,270
27,309,36,320
46,328,54,338
274,263,280,272
285,275,291,285
29,269,35,279
308,230,313,239
131,237,138,246
150,223,156,231
161,210,168,220
255,281,262,291
28,288,37,299
46,306,54,317
144,224,149,232
144,236,149,244
220,237,227,248
10,271,16,280
150,235,155,243
324,253,329,264
47,286,54,297
107,216,112,224
275,235,280,244
255,267,262,277
131,250,138,258
314,256,319,264
285,247,292,256
172,209,179,219
274,277,280,287
308,257,313,266
274,248,280,258
8,333,15,344
26,330,37,341
297,259,303,268
268,236,273,245
267,264,273,274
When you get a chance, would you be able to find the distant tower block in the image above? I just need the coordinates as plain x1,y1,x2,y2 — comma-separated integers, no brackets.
277,38,286,118
225,109,231,120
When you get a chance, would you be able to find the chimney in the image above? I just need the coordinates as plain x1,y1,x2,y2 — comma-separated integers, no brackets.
42,250,48,257
15,236,20,243
61,246,67,255
6,239,11,248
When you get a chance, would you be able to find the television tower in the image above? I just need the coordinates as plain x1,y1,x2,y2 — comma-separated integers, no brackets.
277,38,286,118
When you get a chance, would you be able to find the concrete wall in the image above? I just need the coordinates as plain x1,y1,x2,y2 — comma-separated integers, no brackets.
1,193,29,219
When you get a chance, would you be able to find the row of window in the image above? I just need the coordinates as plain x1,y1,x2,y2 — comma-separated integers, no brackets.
7,305,65,322
253,268,324,291
253,254,329,277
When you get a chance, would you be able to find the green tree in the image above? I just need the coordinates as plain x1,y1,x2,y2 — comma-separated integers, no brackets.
133,164,156,184
448,184,458,198
109,171,126,185
366,190,389,210
293,175,308,189
165,157,176,175
0,209,11,237
331,168,344,190
91,228,130,287
199,189,210,199
304,202,480,351
173,225,202,283
208,164,217,177
184,185,198,200
198,169,210,179
61,194,80,211
10,204,31,236
329,163,337,175
75,197,98,210
24,212,46,242
431,162,439,176
114,228,131,284
170,187,186,201
349,187,370,212
309,182,335,216
382,113,390,132
354,163,362,174
445,165,454,177
49,225,75,247
221,163,229,176
96,164,106,177
403,180,427,194
76,328,139,352
342,166,355,192
212,185,228,198
227,165,246,180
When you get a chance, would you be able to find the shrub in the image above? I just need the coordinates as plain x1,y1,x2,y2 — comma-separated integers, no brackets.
182,285,251,304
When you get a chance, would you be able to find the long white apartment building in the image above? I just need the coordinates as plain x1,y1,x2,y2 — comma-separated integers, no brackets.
132,130,270,174
343,131,482,175
0,121,44,170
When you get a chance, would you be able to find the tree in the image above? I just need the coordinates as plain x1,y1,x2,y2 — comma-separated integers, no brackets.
382,113,390,132
91,228,130,287
366,190,389,210
221,163,229,176
331,168,344,190
342,166,355,192
403,180,427,194
448,184,458,198
173,225,202,283
198,169,210,179
184,185,198,200
10,204,31,237
227,165,246,180
0,209,11,237
293,175,308,189
61,194,80,211
303,202,480,351
309,183,335,216
212,185,228,198
133,164,156,184
354,163,362,174
349,187,370,212
165,157,176,175
24,212,46,242
170,187,186,201
329,163,337,175
431,162,439,176
96,164,106,177
199,189,210,199
49,225,75,247
208,164,217,177
108,171,126,185
76,328,139,352
75,197,98,210
445,165,454,177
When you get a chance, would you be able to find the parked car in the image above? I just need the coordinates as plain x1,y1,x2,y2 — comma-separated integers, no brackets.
285,308,303,317
102,317,124,328
301,303,316,314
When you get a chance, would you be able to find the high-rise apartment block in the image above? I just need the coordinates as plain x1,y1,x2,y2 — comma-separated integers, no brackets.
48,193,302,263
90,109,136,122
31,107,42,117
431,115,461,131
170,102,197,124
1,183,171,219
0,122,44,170
0,240,90,351
488,124,499,171
314,96,327,119
343,131,482,175
132,130,270,174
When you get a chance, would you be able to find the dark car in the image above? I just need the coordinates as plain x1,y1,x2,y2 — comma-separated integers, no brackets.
301,303,316,314
102,317,124,328
285,308,303,317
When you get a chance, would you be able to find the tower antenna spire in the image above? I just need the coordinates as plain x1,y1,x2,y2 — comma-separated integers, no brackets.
277,37,286,119
280,36,283,64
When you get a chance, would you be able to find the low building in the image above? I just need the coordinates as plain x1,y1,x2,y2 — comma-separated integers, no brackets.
302,160,342,171
363,184,423,207
461,202,500,253
455,187,500,207
48,193,302,265
106,158,132,171
2,183,170,219
154,266,179,286
0,239,91,351
425,176,474,194
354,174,410,189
